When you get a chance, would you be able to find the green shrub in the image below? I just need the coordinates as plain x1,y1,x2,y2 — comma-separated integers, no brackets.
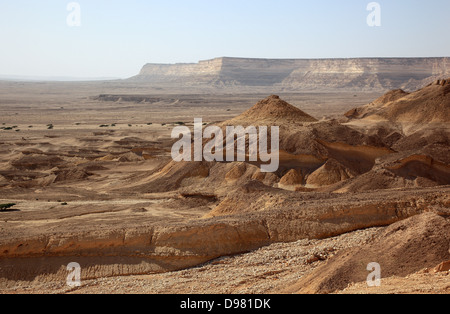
0,203,16,212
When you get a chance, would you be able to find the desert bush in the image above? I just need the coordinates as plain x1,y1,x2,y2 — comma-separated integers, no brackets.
0,203,16,212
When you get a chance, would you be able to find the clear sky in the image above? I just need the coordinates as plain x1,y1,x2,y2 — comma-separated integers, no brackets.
0,0,449,78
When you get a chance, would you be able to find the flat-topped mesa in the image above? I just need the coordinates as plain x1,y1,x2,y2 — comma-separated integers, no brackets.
139,58,224,76
130,57,450,91
226,95,318,125
135,58,224,83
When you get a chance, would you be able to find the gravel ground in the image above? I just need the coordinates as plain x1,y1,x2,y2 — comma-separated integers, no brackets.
1,227,382,294
339,271,450,294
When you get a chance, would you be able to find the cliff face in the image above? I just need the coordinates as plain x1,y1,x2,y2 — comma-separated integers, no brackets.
132,57,450,91
137,58,224,82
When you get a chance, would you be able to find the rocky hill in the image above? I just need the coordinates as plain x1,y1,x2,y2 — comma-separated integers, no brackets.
225,95,318,125
131,57,450,91
345,78,450,123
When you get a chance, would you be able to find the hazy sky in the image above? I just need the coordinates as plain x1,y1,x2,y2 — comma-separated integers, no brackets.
0,0,449,78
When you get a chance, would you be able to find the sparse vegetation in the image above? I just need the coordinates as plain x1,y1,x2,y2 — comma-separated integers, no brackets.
0,203,17,212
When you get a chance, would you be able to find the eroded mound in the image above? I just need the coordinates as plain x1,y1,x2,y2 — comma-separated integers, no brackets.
345,89,409,119
225,95,318,125
332,152,450,193
286,212,450,294
374,89,410,105
306,158,356,187
53,168,92,183
10,154,65,171
279,169,303,186
345,78,450,124
136,92,449,195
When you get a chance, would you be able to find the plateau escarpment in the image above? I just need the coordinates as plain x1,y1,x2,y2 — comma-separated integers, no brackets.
132,57,450,91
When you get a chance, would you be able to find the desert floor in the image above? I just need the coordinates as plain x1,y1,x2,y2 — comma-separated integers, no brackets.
0,81,448,294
